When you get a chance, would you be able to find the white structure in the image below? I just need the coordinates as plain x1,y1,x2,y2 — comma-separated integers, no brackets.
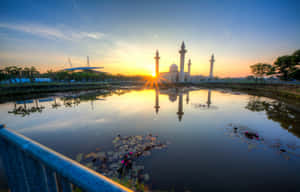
187,59,191,81
209,54,215,79
169,64,178,82
179,42,187,82
154,50,160,78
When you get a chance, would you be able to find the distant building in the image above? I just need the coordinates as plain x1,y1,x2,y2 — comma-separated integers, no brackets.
63,56,104,73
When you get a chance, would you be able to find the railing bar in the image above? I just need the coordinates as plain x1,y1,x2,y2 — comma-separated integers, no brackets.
4,141,28,192
0,139,18,192
22,153,48,192
59,176,73,192
15,149,31,192
0,127,132,192
45,167,59,192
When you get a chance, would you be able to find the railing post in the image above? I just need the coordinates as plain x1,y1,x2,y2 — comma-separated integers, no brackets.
58,176,73,192
45,167,59,192
0,139,19,192
22,153,48,192
0,127,133,192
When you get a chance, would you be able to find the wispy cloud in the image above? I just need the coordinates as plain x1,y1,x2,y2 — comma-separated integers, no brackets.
0,23,105,41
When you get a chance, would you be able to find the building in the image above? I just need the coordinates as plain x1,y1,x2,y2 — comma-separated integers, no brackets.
159,42,194,83
156,42,214,82
64,56,104,73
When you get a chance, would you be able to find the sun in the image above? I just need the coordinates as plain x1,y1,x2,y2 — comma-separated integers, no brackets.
152,72,156,77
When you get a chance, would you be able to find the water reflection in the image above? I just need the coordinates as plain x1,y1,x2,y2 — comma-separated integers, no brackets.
245,96,300,137
154,88,160,114
8,99,45,116
2,88,300,192
6,89,300,137
207,89,211,108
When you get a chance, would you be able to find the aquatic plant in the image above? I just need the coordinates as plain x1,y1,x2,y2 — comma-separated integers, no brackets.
75,134,169,192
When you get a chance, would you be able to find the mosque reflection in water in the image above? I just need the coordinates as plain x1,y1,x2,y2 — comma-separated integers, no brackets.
154,88,213,122
6,88,300,136
7,88,214,122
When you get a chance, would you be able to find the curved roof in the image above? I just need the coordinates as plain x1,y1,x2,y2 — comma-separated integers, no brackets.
64,67,104,71
169,64,178,72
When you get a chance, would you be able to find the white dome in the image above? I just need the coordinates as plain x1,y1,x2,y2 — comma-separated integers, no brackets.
169,64,178,72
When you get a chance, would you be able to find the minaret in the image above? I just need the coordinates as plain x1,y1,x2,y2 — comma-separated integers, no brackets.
179,42,187,82
187,59,191,81
154,88,160,114
87,56,90,67
154,50,160,78
177,93,184,121
209,54,215,79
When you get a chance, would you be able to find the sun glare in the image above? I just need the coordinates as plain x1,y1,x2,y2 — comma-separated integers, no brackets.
152,72,156,77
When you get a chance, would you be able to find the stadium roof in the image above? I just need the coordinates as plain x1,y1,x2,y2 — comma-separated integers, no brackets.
64,67,104,71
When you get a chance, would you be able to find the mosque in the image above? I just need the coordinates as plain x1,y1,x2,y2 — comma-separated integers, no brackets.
155,42,215,82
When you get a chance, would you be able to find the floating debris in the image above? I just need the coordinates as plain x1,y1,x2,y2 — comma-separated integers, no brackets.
74,134,169,192
225,124,300,160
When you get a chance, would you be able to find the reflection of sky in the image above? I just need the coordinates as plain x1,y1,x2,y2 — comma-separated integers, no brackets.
0,0,300,77
1,89,300,191
0,89,299,144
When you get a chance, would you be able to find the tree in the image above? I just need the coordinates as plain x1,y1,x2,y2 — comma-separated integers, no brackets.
29,66,39,82
292,49,300,66
274,55,297,80
250,63,274,80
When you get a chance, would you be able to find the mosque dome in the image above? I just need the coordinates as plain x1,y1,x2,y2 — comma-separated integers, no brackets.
169,64,178,72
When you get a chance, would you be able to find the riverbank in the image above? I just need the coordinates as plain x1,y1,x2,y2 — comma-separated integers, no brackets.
0,82,144,102
1,82,300,106
190,82,300,109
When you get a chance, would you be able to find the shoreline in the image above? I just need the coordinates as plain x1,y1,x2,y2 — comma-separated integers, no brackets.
1,82,300,106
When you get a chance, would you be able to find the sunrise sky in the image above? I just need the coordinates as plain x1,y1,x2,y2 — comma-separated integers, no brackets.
0,0,300,77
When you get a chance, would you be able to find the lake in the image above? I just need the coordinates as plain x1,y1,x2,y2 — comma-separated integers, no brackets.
0,87,300,192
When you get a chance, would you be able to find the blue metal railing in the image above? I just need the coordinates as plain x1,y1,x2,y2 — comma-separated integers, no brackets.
0,125,133,192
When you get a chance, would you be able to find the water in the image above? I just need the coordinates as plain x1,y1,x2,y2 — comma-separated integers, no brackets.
0,87,300,192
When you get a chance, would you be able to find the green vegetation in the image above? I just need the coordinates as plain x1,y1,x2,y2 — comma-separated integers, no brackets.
250,63,274,80
43,70,149,82
0,65,151,83
0,66,39,82
251,49,300,80
194,82,300,105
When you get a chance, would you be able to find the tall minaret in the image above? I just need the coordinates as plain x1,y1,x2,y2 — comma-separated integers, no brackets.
177,92,184,121
209,54,215,79
179,42,187,82
187,59,191,81
154,50,160,78
87,56,90,67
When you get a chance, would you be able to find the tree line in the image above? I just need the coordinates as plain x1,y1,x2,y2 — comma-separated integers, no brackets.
0,66,39,83
250,49,300,80
0,66,150,83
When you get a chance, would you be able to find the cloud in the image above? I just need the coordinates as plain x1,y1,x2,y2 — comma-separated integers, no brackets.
0,23,105,41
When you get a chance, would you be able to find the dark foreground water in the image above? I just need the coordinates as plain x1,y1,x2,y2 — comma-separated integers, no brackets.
0,87,300,192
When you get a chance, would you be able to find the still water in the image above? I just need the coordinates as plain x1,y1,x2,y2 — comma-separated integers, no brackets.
0,87,300,192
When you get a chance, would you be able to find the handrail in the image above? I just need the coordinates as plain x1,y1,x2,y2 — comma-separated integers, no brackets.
0,125,133,192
